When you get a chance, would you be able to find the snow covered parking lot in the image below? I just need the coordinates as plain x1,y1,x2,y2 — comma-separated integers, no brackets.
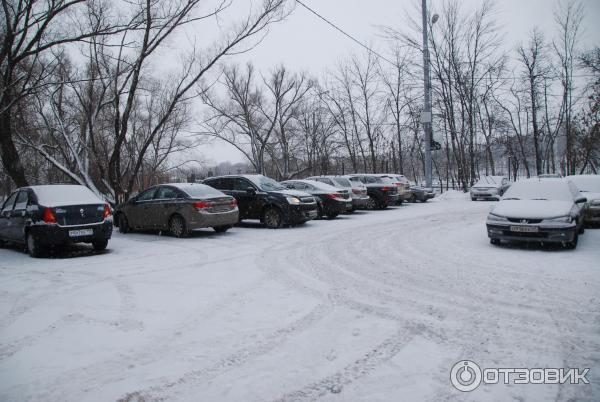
1,192,598,402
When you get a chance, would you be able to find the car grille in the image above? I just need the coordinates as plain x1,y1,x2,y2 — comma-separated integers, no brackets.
300,197,315,203
507,218,543,224
55,205,104,226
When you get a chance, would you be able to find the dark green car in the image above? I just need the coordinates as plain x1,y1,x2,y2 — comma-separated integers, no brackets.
115,183,239,237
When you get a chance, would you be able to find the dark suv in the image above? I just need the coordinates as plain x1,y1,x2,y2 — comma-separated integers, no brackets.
347,174,400,209
203,175,318,228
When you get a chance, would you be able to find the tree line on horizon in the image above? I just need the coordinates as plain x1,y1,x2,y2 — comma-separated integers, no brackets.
1,0,598,201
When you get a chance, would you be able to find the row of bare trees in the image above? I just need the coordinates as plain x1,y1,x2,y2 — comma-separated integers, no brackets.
1,0,598,200
198,0,599,190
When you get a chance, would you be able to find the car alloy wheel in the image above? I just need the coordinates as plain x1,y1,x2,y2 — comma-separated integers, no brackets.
169,215,188,238
263,208,282,229
366,197,376,210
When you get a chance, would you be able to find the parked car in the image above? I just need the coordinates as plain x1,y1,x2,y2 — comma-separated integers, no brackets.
307,175,369,210
377,174,412,203
281,179,352,219
470,176,511,201
486,178,587,248
203,174,317,228
0,185,112,257
408,183,435,202
566,174,600,226
115,183,238,237
347,174,400,209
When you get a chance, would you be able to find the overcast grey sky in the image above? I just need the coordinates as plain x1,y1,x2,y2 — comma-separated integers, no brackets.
196,0,600,165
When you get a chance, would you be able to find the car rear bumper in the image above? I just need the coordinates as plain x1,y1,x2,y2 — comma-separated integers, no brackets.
386,194,400,204
486,223,577,243
29,221,113,245
351,197,369,208
189,209,239,229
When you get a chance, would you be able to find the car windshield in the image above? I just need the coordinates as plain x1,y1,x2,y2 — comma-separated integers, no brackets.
568,176,600,193
251,176,286,191
474,177,499,187
178,184,225,199
502,180,573,202
332,177,352,187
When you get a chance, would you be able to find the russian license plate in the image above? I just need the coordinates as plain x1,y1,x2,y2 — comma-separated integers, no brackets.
69,229,94,237
308,210,318,218
510,225,538,233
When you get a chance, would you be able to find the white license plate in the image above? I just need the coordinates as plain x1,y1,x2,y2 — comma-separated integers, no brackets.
69,229,94,237
509,226,538,233
308,210,318,218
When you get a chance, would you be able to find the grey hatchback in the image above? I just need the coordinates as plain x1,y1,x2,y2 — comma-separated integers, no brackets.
115,183,239,237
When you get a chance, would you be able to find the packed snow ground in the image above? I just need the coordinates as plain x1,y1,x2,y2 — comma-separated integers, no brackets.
1,192,599,402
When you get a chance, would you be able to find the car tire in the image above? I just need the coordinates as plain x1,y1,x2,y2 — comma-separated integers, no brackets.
410,194,417,203
316,203,324,219
92,239,108,251
471,197,476,201
118,214,130,234
376,201,388,210
326,212,338,219
262,207,283,229
366,197,376,210
169,215,189,238
26,233,45,258
213,225,231,233
566,234,578,249
490,238,500,245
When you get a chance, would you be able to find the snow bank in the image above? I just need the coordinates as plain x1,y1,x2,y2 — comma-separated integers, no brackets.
434,189,468,201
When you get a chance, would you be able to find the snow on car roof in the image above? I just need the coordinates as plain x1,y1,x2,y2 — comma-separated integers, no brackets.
29,185,104,207
290,179,340,192
502,178,576,202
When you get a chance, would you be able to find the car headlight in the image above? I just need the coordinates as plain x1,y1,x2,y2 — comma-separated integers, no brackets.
487,213,508,222
543,215,572,223
286,196,301,205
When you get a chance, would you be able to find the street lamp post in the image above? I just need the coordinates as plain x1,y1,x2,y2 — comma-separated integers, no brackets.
421,0,437,189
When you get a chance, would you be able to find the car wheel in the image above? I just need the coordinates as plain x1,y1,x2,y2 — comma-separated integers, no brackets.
326,212,338,219
376,201,388,210
213,225,231,233
471,197,476,201
92,239,108,251
262,207,283,229
490,238,500,245
566,234,578,249
316,203,324,219
26,233,45,258
118,214,130,234
169,215,189,238
366,197,376,210
410,194,417,203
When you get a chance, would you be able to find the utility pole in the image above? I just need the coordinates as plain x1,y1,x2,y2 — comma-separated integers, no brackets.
421,0,433,188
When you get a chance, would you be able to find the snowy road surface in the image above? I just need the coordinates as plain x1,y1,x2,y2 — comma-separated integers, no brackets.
1,192,599,401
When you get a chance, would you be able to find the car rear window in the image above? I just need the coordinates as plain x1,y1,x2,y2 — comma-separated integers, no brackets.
332,177,352,187
178,184,225,199
32,185,103,207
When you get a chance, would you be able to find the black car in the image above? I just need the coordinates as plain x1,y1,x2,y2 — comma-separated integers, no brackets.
347,174,400,209
409,184,435,202
203,175,318,228
0,185,113,257
281,179,352,219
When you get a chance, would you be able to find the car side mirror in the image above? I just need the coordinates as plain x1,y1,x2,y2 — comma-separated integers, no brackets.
575,197,587,204
246,187,256,194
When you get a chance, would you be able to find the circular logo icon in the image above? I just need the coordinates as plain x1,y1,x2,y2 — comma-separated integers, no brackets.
450,360,482,392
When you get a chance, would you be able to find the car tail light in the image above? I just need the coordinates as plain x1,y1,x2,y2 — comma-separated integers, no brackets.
43,207,57,224
103,204,112,219
230,198,237,207
381,186,391,191
325,193,342,200
193,201,214,210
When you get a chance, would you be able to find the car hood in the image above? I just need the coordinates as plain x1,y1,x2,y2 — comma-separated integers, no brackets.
271,189,312,198
492,200,573,219
472,184,499,189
